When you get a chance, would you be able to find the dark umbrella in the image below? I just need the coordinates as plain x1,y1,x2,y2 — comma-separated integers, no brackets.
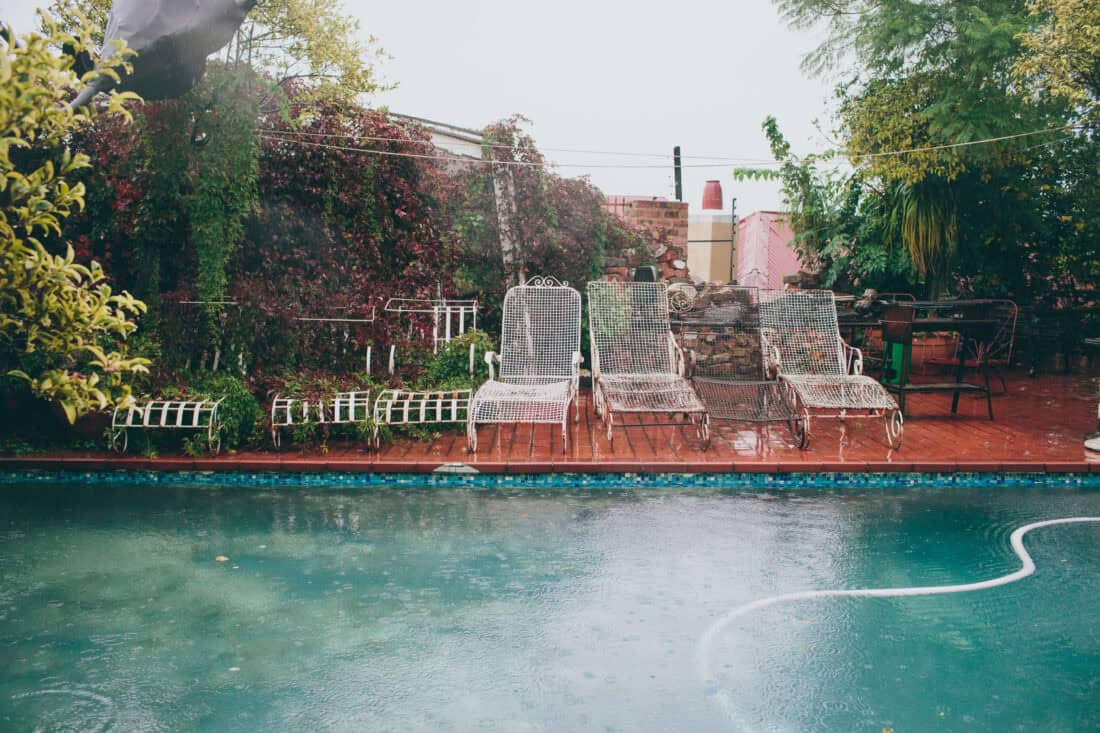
71,0,258,107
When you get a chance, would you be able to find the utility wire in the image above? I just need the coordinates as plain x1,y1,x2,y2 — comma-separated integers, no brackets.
257,127,776,163
851,125,1073,159
258,124,1078,172
257,133,776,169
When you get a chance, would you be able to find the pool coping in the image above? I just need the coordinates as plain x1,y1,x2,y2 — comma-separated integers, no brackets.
0,455,1097,475
2,466,1099,489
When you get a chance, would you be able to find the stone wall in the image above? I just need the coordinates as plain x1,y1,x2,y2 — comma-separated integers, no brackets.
676,326,764,380
670,288,764,379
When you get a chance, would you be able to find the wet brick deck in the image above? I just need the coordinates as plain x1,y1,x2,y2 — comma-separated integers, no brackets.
2,373,1098,474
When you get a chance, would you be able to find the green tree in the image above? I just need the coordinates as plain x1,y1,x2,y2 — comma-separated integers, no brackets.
735,116,918,293
1,17,148,422
770,0,1092,295
1016,0,1100,125
228,0,388,103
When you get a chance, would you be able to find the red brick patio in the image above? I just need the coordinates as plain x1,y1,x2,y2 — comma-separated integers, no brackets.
3,372,1097,474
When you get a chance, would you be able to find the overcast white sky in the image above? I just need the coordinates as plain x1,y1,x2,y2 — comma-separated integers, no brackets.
5,0,835,214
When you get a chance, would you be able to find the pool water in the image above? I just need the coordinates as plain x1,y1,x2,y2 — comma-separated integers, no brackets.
1,482,1098,732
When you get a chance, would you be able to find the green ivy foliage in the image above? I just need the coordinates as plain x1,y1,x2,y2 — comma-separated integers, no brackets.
187,67,260,342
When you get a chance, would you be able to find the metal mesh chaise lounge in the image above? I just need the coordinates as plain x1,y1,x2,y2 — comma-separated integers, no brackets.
674,286,806,448
758,289,902,448
467,276,582,452
587,281,709,447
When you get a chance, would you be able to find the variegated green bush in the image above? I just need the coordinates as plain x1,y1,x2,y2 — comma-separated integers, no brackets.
1,15,149,422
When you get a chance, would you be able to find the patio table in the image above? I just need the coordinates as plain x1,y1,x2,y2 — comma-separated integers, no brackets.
850,309,999,417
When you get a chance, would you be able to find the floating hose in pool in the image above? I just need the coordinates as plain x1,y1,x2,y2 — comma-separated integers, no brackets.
696,517,1100,724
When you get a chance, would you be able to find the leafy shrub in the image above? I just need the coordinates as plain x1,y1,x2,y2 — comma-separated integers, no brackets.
422,330,495,390
263,369,375,400
1,19,148,423
184,372,261,450
260,369,378,451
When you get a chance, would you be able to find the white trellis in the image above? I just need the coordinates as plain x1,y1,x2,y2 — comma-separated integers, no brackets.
372,388,473,447
107,398,225,454
293,307,377,373
270,391,372,448
384,298,479,353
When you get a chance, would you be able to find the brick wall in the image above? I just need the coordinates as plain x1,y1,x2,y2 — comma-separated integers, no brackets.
603,198,692,283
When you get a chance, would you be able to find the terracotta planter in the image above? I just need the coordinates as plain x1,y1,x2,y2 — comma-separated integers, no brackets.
911,333,960,373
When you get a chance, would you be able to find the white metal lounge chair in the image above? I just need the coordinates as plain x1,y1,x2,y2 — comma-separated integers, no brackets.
587,281,709,446
467,276,582,452
758,289,902,448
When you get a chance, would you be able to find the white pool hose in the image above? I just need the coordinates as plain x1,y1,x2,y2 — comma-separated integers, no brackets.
696,517,1100,725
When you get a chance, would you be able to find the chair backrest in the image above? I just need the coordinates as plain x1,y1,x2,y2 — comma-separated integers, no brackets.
587,281,676,376
499,277,581,385
672,285,766,381
929,299,1018,365
966,299,1018,364
880,305,915,385
881,305,915,344
758,289,847,376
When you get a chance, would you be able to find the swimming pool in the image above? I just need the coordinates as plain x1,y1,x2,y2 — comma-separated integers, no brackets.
1,476,1098,731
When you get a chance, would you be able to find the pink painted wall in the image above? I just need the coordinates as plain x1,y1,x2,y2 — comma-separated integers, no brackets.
735,211,800,290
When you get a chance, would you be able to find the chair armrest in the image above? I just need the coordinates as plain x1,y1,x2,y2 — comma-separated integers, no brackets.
761,332,782,378
669,332,687,377
684,349,697,378
571,351,583,389
484,351,501,381
842,340,864,375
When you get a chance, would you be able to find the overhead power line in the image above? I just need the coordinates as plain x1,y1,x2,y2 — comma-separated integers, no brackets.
257,127,776,164
257,133,777,169
257,124,1077,173
853,125,1073,159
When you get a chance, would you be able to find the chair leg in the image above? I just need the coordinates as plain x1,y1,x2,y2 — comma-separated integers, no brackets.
984,368,994,420
466,420,478,453
884,410,903,449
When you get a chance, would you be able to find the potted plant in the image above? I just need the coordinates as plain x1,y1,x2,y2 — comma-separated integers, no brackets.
910,331,960,373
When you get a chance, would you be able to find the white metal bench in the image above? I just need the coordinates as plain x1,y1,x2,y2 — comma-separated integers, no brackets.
373,388,472,447
107,398,225,454
270,391,371,448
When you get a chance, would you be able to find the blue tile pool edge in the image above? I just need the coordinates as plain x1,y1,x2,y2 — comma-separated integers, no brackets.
0,469,1098,490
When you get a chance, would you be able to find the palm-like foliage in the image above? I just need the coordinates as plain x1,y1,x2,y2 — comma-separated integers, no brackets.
889,180,958,293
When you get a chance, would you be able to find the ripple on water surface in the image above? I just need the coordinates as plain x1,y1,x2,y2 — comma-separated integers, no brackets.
0,483,1098,732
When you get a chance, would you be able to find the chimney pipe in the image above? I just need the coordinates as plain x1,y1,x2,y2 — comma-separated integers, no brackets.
702,180,723,210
